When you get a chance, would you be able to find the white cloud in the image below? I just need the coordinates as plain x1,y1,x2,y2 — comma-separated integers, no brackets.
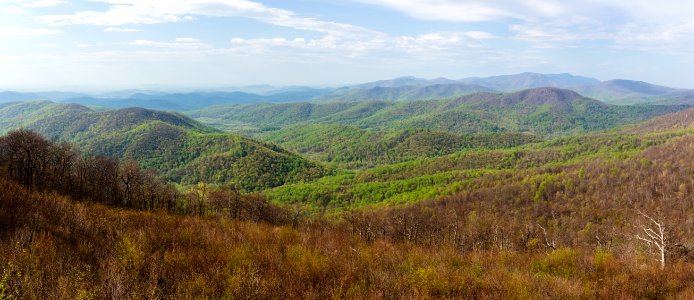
104,27,143,32
0,26,61,37
359,0,694,52
126,38,211,50
464,31,495,40
612,21,694,54
1,0,65,14
32,0,495,56
510,24,586,48
358,0,694,24
8,0,65,8
228,30,492,56
396,32,487,52
356,0,565,22
36,0,378,37
231,36,345,51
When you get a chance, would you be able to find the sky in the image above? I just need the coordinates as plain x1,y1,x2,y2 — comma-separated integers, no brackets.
1,0,693,90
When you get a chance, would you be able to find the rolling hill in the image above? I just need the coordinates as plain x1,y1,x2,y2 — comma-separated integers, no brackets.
6,116,694,298
191,87,689,136
0,101,325,191
262,124,542,169
264,105,694,209
6,80,694,299
626,106,694,133
5,98,694,299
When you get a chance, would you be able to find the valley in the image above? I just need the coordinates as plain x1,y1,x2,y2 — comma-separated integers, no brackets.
3,73,694,298
6,0,694,297
1,79,692,209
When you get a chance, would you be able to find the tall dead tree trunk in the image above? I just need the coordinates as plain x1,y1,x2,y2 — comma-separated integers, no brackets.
635,211,666,269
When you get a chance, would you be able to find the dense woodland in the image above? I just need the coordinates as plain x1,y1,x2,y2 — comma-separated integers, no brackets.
262,125,542,168
0,126,694,299
0,129,293,223
0,109,694,299
3,101,694,298
0,102,326,191
190,87,687,136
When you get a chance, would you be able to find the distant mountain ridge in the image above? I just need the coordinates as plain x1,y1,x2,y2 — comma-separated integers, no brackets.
351,76,458,89
0,88,333,111
313,83,495,102
573,79,694,104
63,88,333,111
312,73,599,103
314,73,694,105
192,87,688,136
2,72,693,109
459,72,601,90
0,91,88,102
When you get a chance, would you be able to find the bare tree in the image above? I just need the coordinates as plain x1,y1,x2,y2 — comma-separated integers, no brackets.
634,210,667,269
537,224,556,252
119,160,141,208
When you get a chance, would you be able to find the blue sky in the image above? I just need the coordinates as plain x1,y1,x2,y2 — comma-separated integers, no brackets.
1,0,693,90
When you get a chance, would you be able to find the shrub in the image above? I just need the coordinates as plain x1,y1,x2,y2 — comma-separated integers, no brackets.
530,248,579,278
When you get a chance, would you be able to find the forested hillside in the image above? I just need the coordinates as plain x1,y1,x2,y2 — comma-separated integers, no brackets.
3,107,694,298
191,87,688,136
2,85,694,299
0,101,325,191
264,126,682,208
262,125,542,169
5,0,694,294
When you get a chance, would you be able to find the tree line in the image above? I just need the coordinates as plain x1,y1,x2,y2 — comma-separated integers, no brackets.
0,129,290,224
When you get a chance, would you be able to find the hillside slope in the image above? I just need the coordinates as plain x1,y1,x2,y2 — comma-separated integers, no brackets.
262,124,542,168
265,105,694,209
192,88,688,136
627,106,694,133
0,101,325,191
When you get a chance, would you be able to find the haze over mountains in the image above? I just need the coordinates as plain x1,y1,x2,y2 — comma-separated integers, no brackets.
2,73,694,110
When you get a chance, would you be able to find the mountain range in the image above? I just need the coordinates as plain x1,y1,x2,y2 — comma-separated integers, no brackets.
5,71,694,299
191,87,688,136
317,73,694,104
2,73,694,110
